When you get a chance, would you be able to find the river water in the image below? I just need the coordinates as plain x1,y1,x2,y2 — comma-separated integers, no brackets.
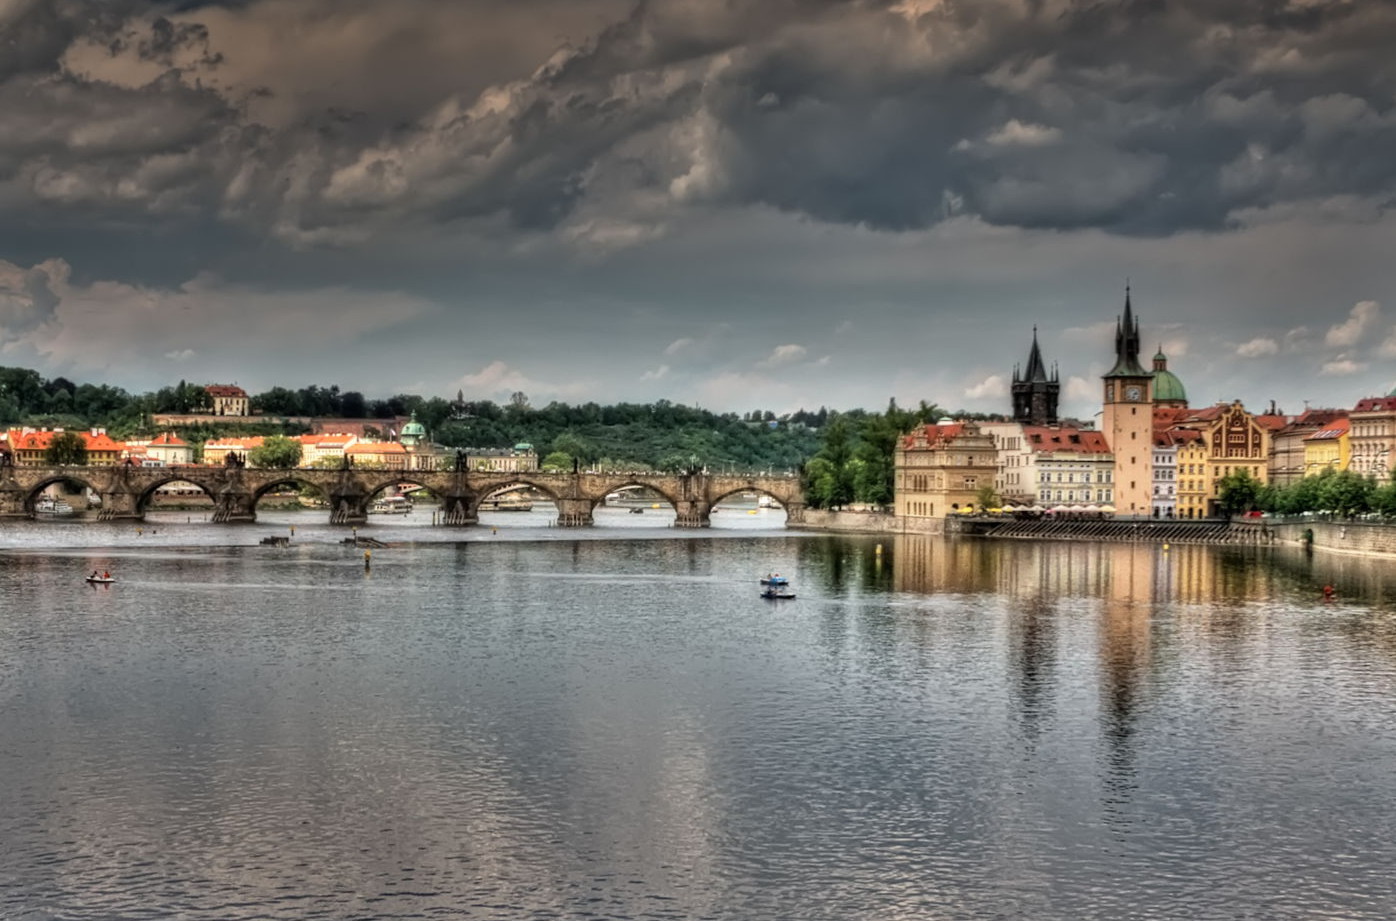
2,508,1394,920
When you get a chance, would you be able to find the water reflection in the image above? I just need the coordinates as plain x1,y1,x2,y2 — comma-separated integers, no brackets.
5,533,1396,919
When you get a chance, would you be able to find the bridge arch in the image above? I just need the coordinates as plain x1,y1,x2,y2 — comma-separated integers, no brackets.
134,473,220,514
250,475,330,509
588,479,682,512
24,474,102,514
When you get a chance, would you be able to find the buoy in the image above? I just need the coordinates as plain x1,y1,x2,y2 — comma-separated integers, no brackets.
1163,543,1170,550
875,544,883,555
364,550,372,568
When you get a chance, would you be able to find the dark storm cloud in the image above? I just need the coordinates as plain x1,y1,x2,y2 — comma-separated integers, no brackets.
5,0,1396,249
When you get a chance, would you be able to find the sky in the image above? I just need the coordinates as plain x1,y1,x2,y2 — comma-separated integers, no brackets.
3,0,1396,419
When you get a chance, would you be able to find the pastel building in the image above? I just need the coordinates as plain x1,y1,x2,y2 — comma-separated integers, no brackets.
205,385,250,417
1303,418,1351,477
894,420,999,520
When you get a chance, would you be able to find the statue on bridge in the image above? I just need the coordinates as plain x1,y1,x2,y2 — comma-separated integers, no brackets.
0,449,10,468
455,450,468,473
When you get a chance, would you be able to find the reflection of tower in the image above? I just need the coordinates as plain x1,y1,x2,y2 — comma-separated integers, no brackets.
1008,596,1057,743
1102,287,1154,518
1011,327,1061,425
1097,543,1156,803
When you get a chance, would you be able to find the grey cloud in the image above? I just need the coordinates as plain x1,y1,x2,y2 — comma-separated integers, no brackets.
6,0,1396,256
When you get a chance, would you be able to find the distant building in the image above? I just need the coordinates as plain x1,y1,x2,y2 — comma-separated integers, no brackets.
205,385,249,417
460,444,539,473
1348,395,1396,477
1011,328,1060,426
894,420,998,520
201,436,263,466
1269,408,1347,486
144,431,194,466
3,428,126,466
1304,418,1351,477
1023,425,1113,509
1101,288,1155,518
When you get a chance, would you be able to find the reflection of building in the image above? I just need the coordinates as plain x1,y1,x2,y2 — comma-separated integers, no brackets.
205,385,249,417
1101,289,1154,518
894,420,998,520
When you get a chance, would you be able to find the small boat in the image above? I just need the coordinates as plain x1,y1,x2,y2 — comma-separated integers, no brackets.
760,574,789,586
761,586,796,600
85,575,116,584
629,507,645,514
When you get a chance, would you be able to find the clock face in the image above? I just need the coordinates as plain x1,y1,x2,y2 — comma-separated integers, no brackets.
1125,385,1143,402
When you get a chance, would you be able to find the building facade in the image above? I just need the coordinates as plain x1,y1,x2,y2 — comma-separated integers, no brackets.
205,385,250,417
1303,418,1350,477
1101,290,1155,518
894,421,999,520
1011,329,1060,426
1348,396,1396,478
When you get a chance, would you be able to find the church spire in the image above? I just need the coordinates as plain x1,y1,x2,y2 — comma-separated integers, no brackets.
1105,284,1149,378
1023,325,1048,383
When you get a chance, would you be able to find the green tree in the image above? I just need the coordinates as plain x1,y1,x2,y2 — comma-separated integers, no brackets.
541,451,573,472
1217,469,1262,516
976,484,1000,512
1316,470,1374,518
248,435,303,469
44,430,88,465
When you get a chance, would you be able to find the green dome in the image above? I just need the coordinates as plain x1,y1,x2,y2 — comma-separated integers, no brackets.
400,412,426,437
1152,368,1187,403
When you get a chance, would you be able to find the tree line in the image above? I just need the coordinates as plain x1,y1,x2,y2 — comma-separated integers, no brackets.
1218,468,1396,518
0,366,826,472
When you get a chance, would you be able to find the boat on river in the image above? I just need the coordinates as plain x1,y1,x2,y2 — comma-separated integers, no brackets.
760,574,789,586
370,496,413,515
761,585,796,600
85,575,116,584
35,496,76,518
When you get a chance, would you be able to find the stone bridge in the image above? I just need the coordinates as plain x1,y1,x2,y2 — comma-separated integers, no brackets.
0,463,806,528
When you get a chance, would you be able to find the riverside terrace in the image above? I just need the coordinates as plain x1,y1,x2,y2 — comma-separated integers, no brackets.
0,461,806,528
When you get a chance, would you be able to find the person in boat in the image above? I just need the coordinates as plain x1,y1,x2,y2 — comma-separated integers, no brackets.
102,570,111,580
90,570,99,580
1323,584,1336,602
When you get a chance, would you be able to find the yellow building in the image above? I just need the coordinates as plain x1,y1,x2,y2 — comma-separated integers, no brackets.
1161,400,1284,517
1173,431,1209,520
1303,418,1350,477
894,420,999,520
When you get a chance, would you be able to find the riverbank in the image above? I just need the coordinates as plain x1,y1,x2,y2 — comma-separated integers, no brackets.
799,509,1396,560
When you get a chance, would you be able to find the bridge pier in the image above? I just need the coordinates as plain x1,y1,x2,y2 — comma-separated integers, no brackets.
784,501,806,526
213,490,256,523
440,494,477,526
674,500,710,529
555,498,593,527
0,476,27,519
96,489,144,522
329,495,369,526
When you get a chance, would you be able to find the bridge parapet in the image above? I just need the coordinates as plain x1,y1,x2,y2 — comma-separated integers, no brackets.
0,464,808,528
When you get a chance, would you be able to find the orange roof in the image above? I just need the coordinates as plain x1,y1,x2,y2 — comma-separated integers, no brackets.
150,432,188,446
8,430,126,452
901,422,967,449
1304,418,1350,441
204,436,265,450
346,441,406,455
1022,425,1111,455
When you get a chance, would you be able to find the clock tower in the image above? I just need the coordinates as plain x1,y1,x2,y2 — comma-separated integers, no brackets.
1101,287,1154,518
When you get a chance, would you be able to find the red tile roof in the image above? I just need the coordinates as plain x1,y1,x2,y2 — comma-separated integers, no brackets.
205,385,247,398
1022,425,1111,454
1353,397,1396,413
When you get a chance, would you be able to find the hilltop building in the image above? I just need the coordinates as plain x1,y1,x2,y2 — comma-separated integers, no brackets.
205,385,249,417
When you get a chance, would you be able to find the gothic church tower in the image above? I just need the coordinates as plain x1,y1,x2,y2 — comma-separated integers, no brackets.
1101,288,1154,518
1011,328,1060,426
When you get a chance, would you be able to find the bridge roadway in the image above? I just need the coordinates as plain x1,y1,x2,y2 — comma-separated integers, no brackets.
0,464,806,528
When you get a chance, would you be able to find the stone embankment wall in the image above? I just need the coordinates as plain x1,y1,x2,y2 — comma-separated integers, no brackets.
798,510,940,535
1266,520,1396,558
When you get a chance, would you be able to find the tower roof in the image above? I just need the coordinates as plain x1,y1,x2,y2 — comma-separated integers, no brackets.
1104,286,1150,378
1150,348,1187,404
1023,327,1049,383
